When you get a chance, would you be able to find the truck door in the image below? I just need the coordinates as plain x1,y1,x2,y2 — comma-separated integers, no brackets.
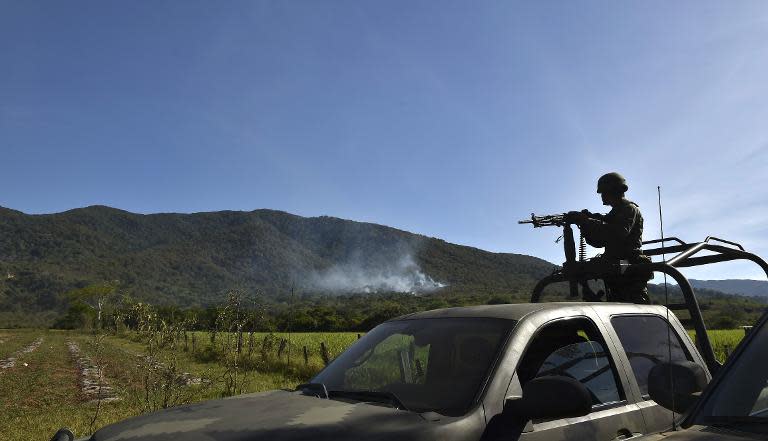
512,317,646,441
609,314,701,434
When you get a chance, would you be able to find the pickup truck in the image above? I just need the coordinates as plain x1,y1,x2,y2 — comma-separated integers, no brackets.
62,302,712,441
642,308,768,440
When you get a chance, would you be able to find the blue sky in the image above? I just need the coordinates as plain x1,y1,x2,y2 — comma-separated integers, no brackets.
2,1,768,280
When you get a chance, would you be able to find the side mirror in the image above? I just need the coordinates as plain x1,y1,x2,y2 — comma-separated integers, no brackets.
505,376,592,421
648,361,707,414
49,428,74,441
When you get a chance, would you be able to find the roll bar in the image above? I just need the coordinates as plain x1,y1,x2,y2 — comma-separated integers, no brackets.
529,235,768,373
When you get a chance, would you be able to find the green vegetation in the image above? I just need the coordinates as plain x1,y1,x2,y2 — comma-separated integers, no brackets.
688,329,748,363
651,286,766,330
40,283,767,336
0,327,359,441
0,330,37,359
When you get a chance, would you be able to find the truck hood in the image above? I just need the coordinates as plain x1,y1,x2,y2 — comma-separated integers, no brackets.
90,390,432,441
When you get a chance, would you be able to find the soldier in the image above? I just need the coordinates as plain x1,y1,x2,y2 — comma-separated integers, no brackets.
569,172,651,303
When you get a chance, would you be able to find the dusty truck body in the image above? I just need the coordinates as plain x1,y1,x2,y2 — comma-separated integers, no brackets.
72,302,711,441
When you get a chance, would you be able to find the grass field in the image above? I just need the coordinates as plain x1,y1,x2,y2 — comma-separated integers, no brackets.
688,328,748,363
0,327,748,441
0,329,360,440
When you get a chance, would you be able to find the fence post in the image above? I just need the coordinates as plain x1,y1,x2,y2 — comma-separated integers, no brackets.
320,342,330,366
303,346,309,366
278,339,287,359
261,335,269,359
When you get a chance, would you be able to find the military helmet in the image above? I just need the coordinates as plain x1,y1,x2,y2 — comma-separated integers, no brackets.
597,172,628,194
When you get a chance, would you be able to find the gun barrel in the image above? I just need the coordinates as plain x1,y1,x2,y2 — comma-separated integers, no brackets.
518,213,568,228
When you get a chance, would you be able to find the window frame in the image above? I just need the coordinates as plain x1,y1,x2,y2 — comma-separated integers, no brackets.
609,313,695,400
513,315,629,416
315,316,517,416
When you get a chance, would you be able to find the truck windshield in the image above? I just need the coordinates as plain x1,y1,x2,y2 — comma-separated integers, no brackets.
697,318,768,424
310,317,514,416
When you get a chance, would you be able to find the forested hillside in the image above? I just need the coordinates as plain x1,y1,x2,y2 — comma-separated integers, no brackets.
0,205,553,318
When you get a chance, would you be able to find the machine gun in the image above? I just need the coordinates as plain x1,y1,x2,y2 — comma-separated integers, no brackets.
518,213,569,228
519,212,589,258
519,212,597,299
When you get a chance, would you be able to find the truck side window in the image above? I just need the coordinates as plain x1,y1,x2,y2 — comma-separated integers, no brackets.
611,315,693,397
517,317,625,410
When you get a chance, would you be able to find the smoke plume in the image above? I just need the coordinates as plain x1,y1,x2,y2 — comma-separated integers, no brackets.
306,253,446,294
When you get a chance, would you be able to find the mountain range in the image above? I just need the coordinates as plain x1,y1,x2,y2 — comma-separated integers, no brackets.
0,205,554,315
689,279,768,298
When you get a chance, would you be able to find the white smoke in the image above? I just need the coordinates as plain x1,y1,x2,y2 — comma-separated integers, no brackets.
307,254,446,294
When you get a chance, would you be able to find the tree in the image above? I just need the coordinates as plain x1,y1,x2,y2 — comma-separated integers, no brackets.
52,301,94,329
65,281,119,328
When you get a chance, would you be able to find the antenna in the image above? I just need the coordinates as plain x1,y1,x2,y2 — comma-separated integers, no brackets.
658,186,676,430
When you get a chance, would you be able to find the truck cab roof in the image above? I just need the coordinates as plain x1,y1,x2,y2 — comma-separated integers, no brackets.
395,302,671,322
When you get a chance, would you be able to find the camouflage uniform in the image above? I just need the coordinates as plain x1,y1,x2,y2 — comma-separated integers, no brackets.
580,198,651,303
